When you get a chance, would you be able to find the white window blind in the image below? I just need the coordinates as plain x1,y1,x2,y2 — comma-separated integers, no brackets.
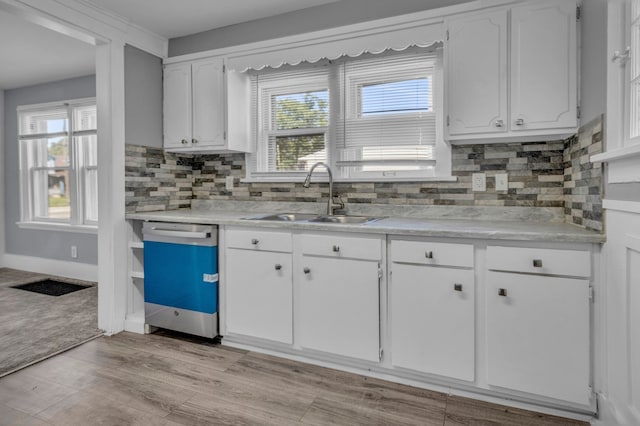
246,45,449,181
335,48,440,178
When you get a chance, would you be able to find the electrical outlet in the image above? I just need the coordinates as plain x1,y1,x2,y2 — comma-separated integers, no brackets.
71,245,78,258
472,173,486,192
495,173,509,191
225,176,234,191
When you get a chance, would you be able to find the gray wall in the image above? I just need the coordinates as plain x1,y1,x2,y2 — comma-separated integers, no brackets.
580,0,607,125
169,0,471,56
3,75,98,264
0,90,4,262
124,44,163,148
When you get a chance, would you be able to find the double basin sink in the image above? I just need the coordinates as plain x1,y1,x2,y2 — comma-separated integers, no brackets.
245,212,383,225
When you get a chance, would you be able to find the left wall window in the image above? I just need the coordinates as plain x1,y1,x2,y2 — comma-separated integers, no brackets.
18,98,97,230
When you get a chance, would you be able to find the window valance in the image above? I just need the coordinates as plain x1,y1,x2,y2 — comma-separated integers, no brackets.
225,21,443,72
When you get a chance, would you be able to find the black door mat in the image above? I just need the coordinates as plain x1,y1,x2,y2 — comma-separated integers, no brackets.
11,279,91,296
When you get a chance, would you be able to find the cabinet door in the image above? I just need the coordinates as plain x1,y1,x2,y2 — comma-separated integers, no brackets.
446,9,508,136
486,271,591,405
225,248,292,344
510,0,577,131
191,58,225,148
163,63,192,148
298,255,380,362
391,263,474,381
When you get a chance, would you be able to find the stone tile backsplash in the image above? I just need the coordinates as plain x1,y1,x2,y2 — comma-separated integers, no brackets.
125,116,604,232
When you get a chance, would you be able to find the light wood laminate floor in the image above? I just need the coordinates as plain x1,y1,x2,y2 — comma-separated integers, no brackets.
0,331,589,425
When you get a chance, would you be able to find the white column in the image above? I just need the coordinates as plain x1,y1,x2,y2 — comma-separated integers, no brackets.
96,40,128,334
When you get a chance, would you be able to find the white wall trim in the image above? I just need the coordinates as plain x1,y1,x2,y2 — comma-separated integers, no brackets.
2,253,97,281
0,90,5,267
603,199,640,214
164,0,515,65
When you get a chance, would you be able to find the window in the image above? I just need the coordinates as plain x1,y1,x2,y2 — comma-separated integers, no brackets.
626,0,640,144
18,98,98,230
247,45,450,181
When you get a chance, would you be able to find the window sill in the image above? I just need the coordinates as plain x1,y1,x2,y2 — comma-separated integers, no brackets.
241,176,458,184
16,221,98,235
591,143,640,163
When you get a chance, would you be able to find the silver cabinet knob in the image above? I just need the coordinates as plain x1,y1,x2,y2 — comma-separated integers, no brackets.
251,239,259,245
332,245,340,252
495,119,504,128
275,264,282,271
533,259,543,268
192,138,198,144
181,139,188,144
425,251,434,259
498,288,507,297
454,283,463,292
303,267,311,274
515,118,524,126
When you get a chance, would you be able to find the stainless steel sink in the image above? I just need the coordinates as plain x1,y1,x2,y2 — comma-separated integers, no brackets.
245,212,319,222
308,215,383,224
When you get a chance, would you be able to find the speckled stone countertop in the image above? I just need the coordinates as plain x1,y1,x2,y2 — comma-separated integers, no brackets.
126,201,605,244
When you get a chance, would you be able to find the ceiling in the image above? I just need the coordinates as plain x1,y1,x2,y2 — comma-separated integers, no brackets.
0,9,95,90
0,0,340,90
82,0,342,39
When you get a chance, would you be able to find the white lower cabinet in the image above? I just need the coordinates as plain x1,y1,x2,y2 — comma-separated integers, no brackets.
486,246,592,406
391,264,475,381
296,233,383,362
390,239,475,381
225,229,293,344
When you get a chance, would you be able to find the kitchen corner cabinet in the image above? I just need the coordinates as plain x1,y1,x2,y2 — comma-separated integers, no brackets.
163,58,251,153
485,246,592,406
296,233,383,362
445,0,578,142
224,228,293,344
389,239,475,381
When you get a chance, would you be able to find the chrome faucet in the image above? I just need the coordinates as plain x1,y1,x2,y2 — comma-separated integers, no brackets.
303,162,344,215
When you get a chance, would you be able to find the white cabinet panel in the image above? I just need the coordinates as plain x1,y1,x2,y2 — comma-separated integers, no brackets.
487,246,590,277
225,248,293,344
486,271,591,405
391,263,474,381
163,63,191,149
446,9,508,136
390,240,474,268
510,0,577,131
191,59,225,148
298,255,380,362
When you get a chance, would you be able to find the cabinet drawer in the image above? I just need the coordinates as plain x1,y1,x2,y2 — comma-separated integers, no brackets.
390,240,474,268
226,228,292,253
486,246,590,278
299,234,382,261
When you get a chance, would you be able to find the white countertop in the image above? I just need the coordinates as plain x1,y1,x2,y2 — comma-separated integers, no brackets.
126,208,605,244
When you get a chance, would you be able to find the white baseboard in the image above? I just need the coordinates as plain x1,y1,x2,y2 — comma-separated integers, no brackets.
1,254,98,282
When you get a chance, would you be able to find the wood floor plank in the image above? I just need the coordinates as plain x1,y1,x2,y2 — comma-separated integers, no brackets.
0,403,54,426
444,395,588,426
35,390,183,426
0,370,77,416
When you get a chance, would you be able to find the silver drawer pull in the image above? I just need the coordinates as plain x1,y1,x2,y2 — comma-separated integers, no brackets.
251,239,259,245
192,138,198,144
181,139,188,144
498,288,507,297
425,251,434,259
532,259,543,268
303,267,311,274
332,245,340,252
515,118,524,126
495,119,504,128
454,283,463,292
275,264,282,271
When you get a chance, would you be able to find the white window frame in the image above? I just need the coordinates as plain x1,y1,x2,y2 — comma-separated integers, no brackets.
593,0,640,182
17,98,98,233
254,75,329,177
245,49,452,183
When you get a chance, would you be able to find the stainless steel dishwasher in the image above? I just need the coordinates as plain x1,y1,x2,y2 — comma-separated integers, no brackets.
142,221,218,338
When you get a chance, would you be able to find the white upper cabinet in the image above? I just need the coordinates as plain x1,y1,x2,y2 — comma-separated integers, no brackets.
163,57,251,153
446,9,508,136
445,0,579,142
